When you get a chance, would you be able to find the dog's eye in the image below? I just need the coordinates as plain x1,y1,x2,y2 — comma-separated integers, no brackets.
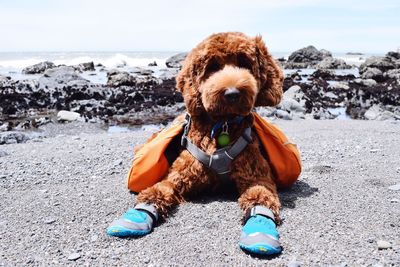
237,54,253,71
205,59,222,74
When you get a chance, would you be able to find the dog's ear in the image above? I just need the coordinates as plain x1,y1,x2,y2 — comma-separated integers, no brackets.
254,35,284,107
175,52,205,115
176,55,191,93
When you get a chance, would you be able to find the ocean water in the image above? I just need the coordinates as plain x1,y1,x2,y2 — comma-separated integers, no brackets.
0,51,178,71
0,51,178,82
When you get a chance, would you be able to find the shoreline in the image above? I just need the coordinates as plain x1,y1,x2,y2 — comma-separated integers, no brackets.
1,46,399,144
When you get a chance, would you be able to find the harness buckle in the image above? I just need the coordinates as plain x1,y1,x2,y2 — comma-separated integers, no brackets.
181,136,188,147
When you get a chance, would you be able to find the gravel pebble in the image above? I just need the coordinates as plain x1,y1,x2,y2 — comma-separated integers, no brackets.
377,240,392,250
388,183,400,191
67,252,81,261
90,235,98,242
287,261,302,267
113,159,123,166
44,218,56,224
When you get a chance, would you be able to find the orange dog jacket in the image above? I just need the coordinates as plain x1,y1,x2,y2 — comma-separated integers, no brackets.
127,112,301,193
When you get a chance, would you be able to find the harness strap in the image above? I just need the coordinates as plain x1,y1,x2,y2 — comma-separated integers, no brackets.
181,113,252,176
134,203,159,222
244,205,276,224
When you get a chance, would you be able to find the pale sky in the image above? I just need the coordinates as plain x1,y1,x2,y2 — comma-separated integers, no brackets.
0,0,399,53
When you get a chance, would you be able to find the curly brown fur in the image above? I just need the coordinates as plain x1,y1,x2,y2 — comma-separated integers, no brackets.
136,32,283,221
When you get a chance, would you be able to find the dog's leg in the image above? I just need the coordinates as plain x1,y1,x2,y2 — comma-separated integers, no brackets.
231,143,283,255
135,179,184,219
232,141,281,221
107,152,209,237
235,178,281,223
136,151,211,218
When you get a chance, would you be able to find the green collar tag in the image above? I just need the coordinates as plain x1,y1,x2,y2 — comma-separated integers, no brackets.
217,133,230,147
217,122,230,147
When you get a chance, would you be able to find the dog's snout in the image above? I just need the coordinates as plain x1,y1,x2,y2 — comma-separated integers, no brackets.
224,87,240,102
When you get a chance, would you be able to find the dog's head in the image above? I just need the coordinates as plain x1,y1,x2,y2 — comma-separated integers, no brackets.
176,32,283,120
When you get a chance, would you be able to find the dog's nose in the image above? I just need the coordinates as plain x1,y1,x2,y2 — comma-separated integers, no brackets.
224,88,240,102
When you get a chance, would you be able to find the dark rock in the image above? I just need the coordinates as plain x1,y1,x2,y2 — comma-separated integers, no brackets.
359,56,395,73
22,61,56,74
283,77,296,92
0,131,30,144
286,46,331,68
289,71,302,81
312,107,337,120
39,66,89,89
346,78,400,119
320,49,332,58
148,61,157,66
316,57,352,69
386,51,400,60
107,70,136,87
361,67,384,82
165,53,187,69
76,62,95,72
311,69,336,80
1,65,183,125
0,75,11,86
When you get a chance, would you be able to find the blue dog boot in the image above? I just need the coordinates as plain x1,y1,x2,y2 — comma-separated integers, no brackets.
107,203,158,237
239,205,282,255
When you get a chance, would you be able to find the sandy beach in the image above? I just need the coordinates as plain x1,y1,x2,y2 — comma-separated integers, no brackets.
1,119,399,266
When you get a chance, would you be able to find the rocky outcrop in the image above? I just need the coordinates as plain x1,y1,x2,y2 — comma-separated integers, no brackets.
0,75,11,87
285,46,331,69
0,65,183,128
107,68,158,87
75,62,95,72
2,49,400,131
107,69,136,87
22,61,56,74
386,51,400,60
316,57,352,69
359,56,396,73
165,53,187,69
361,68,384,81
280,67,400,120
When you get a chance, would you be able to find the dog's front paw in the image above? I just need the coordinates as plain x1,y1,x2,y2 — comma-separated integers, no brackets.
239,207,282,255
106,208,155,237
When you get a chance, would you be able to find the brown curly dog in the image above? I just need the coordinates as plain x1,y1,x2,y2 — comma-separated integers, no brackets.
136,32,284,222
